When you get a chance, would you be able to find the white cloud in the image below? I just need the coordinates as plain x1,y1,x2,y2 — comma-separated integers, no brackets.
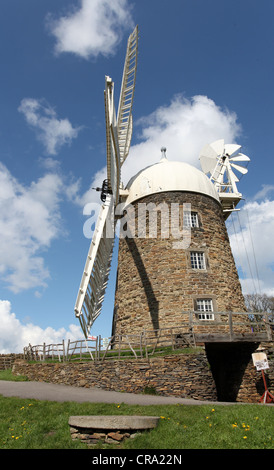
74,93,242,243
121,94,241,186
71,93,242,243
0,300,82,353
252,184,274,201
0,163,65,293
18,98,81,155
47,0,134,59
79,94,241,203
228,198,274,296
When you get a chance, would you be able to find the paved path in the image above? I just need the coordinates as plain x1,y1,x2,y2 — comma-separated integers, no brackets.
0,380,232,406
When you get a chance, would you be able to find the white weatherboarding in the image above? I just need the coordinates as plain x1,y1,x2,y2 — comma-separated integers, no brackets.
74,26,138,338
199,139,250,217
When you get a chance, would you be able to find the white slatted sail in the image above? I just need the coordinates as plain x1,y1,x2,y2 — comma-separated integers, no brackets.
75,26,138,337
74,196,115,338
117,25,138,165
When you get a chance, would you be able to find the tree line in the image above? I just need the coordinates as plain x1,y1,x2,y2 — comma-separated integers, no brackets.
245,293,274,323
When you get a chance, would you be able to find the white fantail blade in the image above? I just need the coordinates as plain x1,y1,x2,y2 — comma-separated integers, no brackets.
224,143,241,156
229,153,250,162
74,197,116,338
117,25,138,165
199,143,219,174
199,140,250,218
228,169,240,183
200,143,218,160
230,162,249,175
209,139,225,156
199,154,218,174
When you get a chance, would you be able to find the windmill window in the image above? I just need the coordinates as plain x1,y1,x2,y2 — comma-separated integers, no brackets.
183,211,199,228
196,299,214,320
190,251,206,270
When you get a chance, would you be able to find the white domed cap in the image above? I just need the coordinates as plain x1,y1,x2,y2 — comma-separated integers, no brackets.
125,158,220,205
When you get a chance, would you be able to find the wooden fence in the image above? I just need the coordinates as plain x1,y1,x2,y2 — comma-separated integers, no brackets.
23,341,66,362
23,312,273,363
23,330,191,363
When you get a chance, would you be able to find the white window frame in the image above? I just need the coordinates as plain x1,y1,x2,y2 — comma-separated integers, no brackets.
184,211,199,228
196,299,214,320
190,251,206,270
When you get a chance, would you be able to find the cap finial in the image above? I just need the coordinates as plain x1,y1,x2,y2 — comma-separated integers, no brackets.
161,147,167,160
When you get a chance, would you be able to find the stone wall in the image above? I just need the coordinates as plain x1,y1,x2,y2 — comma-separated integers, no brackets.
13,351,217,401
0,354,23,370
113,191,247,337
12,344,274,403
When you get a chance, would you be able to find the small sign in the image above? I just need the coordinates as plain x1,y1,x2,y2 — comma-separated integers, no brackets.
102,337,109,348
252,352,269,371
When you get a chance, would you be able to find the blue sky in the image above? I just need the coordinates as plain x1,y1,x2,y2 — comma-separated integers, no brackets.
1,0,274,352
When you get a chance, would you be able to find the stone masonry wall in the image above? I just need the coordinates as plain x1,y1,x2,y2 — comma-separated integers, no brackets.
12,343,274,403
0,354,23,370
113,191,247,337
13,351,218,401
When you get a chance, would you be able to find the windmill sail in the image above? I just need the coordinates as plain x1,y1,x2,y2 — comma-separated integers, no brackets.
74,26,138,337
74,196,115,338
117,25,138,165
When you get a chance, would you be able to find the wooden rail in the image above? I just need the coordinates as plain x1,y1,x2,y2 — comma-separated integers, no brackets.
23,312,273,362
23,341,66,362
191,311,273,343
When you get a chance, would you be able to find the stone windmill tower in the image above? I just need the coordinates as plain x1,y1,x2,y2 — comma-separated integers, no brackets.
74,27,251,345
112,143,249,339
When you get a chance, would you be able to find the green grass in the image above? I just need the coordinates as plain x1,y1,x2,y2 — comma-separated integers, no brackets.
0,394,273,449
1,367,273,449
0,369,28,381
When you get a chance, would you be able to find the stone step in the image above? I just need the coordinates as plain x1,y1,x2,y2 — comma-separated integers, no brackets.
69,415,160,446
69,415,159,431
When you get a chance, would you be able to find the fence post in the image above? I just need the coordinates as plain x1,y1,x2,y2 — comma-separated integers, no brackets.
28,343,32,361
264,314,272,341
67,339,70,361
98,335,101,361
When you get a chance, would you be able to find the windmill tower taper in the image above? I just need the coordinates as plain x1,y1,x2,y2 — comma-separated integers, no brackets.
74,26,138,338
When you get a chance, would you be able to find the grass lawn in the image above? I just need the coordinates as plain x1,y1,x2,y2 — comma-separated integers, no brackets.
0,368,273,450
0,394,273,449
